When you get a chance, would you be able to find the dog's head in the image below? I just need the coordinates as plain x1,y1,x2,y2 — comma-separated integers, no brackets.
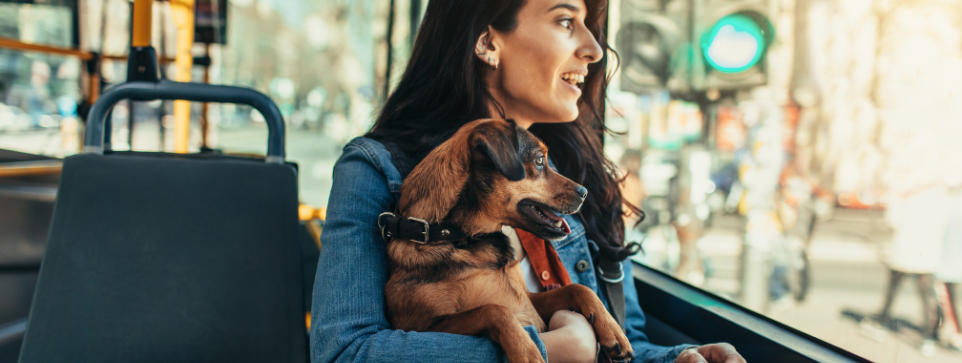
399,119,586,241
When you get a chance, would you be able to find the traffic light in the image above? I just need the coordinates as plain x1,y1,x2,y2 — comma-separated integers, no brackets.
616,0,773,93
616,0,688,93
702,14,766,73
691,0,774,90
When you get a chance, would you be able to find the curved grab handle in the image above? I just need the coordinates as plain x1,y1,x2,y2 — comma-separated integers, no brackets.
84,80,285,163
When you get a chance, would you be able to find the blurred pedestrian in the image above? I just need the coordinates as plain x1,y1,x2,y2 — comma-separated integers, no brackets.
619,149,646,229
936,187,962,351
870,186,948,356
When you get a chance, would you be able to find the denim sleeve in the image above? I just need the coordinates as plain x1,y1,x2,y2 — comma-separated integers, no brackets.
310,144,547,363
621,259,697,363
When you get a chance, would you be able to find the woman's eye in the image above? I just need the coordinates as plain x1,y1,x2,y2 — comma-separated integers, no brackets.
560,19,573,29
536,156,544,166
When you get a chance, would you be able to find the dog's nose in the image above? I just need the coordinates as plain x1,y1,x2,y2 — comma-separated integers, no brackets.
575,185,588,199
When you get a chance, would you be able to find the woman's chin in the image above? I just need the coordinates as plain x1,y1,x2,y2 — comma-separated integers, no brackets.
561,108,580,122
522,104,580,125
545,105,580,123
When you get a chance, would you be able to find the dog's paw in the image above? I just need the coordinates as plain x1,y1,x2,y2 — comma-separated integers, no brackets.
600,340,634,362
588,312,634,362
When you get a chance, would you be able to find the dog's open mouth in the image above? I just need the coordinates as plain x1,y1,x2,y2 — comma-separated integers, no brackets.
518,200,571,235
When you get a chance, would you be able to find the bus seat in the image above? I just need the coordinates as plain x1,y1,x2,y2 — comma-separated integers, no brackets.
18,80,306,363
17,152,305,363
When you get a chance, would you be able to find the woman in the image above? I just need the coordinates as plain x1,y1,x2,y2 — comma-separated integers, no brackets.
311,1,744,362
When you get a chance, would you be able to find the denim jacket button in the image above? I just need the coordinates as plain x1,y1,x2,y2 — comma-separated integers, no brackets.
575,260,589,273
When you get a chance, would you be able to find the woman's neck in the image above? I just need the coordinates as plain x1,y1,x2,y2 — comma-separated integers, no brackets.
487,103,534,130
486,86,534,129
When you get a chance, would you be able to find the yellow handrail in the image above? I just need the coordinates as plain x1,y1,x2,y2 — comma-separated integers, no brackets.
300,203,326,331
0,37,93,60
0,38,177,64
129,0,195,154
170,0,196,153
299,204,326,250
298,205,327,221
0,160,63,178
131,0,153,48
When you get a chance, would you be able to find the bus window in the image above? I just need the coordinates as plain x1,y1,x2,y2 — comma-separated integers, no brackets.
611,0,962,362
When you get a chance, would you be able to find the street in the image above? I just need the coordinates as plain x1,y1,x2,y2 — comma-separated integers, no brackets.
639,210,962,363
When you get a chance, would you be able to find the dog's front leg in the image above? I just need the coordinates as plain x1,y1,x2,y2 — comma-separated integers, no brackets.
528,284,634,362
426,304,545,363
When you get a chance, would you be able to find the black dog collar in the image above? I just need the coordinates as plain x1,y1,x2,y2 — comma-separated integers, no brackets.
377,212,468,244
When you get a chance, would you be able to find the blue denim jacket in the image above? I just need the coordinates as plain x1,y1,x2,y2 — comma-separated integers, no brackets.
311,137,692,363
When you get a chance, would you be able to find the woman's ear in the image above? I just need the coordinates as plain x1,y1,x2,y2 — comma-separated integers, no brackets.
475,26,501,70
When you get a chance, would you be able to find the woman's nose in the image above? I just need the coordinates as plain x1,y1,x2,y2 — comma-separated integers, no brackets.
577,28,604,63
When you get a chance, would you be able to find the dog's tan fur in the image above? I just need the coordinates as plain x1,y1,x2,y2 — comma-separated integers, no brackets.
386,119,633,363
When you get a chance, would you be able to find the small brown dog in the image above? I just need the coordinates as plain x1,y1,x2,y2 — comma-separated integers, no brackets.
381,119,634,363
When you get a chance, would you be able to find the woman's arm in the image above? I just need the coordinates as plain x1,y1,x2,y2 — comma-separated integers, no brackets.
620,259,697,363
309,143,547,363
541,310,598,363
620,259,747,363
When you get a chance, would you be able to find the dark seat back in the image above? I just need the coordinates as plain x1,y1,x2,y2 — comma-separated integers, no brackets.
18,152,305,363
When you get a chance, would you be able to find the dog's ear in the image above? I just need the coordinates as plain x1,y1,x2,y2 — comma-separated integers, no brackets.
472,123,525,182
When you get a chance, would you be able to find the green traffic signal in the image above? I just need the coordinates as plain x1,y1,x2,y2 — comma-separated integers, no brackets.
702,14,767,73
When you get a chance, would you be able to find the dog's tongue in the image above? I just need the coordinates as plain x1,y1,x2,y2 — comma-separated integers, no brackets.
533,204,571,234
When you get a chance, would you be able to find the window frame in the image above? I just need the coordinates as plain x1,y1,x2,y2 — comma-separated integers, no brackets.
633,262,874,363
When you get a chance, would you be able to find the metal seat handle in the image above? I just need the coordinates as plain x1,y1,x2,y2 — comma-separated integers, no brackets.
83,80,286,164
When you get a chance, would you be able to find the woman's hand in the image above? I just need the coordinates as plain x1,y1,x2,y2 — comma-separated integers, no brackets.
540,310,598,363
675,343,746,363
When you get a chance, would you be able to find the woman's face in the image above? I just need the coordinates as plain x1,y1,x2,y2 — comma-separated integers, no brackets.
484,0,604,129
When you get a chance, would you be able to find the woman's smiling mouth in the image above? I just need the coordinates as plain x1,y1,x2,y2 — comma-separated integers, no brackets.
561,73,585,87
560,72,585,95
560,72,585,88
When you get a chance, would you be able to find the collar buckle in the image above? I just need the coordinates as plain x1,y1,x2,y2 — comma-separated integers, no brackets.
407,217,430,244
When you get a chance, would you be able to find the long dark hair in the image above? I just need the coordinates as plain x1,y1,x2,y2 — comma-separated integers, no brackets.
366,0,641,271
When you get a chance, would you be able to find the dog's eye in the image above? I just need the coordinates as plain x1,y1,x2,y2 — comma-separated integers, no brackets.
536,155,544,166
